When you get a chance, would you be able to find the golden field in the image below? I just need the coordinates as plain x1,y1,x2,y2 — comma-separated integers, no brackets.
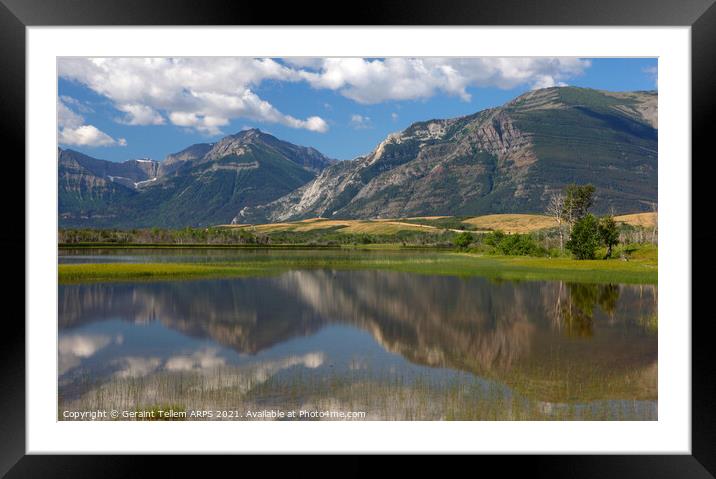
614,212,657,229
226,212,657,235
461,214,555,233
229,218,440,235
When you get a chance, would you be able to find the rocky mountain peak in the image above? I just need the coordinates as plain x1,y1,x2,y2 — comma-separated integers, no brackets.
234,86,657,225
202,129,275,161
157,142,212,177
237,127,262,138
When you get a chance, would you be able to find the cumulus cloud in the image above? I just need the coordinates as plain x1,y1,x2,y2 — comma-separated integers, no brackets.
116,103,164,125
57,57,592,136
298,57,591,104
58,98,84,129
169,111,228,135
58,97,126,147
59,95,93,113
58,57,328,135
59,125,127,147
349,114,372,129
283,57,325,69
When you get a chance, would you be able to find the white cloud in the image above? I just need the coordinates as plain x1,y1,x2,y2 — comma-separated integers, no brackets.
116,103,164,125
349,114,372,129
283,57,325,69
169,111,228,135
59,124,126,147
298,57,591,104
58,57,328,135
59,95,93,113
58,98,84,129
58,97,126,147
57,57,592,136
530,75,568,89
391,112,398,121
291,115,329,133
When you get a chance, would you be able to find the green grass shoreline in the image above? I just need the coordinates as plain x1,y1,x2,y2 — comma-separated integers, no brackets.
58,243,453,250
58,252,657,285
58,242,342,249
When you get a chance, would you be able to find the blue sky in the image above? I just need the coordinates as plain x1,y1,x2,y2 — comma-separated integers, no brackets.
57,57,657,162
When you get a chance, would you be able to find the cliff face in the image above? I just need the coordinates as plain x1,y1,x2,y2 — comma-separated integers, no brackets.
235,87,657,224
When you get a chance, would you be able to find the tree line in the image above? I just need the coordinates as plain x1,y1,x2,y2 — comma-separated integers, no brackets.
59,185,656,259
452,184,656,260
546,184,649,260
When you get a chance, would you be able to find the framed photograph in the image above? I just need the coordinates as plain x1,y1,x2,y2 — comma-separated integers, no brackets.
5,0,713,472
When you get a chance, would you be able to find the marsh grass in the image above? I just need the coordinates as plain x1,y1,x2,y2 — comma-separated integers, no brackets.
59,364,656,421
59,251,657,285
58,262,271,283
637,313,658,334
497,358,657,404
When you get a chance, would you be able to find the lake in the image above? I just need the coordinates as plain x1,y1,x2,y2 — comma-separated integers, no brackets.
58,248,657,420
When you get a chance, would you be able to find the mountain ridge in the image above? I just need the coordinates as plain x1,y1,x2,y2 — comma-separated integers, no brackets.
233,86,657,224
58,129,336,228
58,86,657,229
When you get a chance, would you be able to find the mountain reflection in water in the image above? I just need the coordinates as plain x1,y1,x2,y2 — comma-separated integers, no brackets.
58,270,657,420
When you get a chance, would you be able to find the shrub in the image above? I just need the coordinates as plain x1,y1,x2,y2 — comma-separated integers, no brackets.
566,214,600,259
453,231,473,249
483,230,544,256
483,230,506,248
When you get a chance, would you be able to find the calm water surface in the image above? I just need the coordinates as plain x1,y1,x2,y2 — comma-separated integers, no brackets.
58,249,657,420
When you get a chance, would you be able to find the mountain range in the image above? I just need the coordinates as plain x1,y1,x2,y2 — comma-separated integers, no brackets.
59,129,335,228
58,87,657,229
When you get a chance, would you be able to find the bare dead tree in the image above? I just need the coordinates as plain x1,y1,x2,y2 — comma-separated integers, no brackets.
546,192,566,252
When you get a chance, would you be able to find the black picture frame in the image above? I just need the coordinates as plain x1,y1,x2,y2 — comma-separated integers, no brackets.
3,0,712,473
